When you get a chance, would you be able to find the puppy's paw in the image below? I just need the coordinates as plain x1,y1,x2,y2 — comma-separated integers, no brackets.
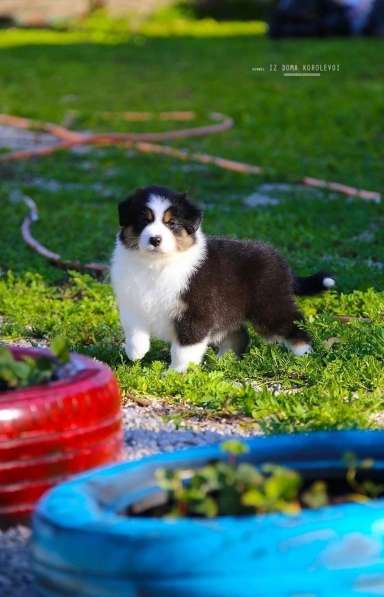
124,335,150,361
170,340,208,373
287,341,313,356
169,365,187,373
169,363,188,373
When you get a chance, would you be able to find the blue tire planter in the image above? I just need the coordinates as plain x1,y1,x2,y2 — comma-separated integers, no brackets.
32,431,384,596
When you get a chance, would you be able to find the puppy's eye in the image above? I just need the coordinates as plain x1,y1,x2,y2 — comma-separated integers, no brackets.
144,209,153,223
167,219,176,227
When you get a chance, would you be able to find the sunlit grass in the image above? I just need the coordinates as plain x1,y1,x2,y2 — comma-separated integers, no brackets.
0,8,266,49
0,12,383,431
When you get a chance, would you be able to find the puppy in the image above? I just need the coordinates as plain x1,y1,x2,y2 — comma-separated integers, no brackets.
111,185,335,372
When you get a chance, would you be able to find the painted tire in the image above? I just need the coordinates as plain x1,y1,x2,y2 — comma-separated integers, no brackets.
32,431,384,596
0,346,123,523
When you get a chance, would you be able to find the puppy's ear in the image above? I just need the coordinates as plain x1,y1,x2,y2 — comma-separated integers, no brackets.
178,192,202,234
118,188,144,227
118,198,132,227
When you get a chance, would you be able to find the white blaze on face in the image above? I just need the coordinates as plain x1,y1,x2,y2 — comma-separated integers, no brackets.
138,195,176,254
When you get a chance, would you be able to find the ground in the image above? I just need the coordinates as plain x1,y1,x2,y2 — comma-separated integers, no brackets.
0,8,383,592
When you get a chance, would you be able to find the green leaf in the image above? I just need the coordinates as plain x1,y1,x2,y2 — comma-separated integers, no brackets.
0,347,14,365
196,497,218,518
51,336,70,364
220,440,249,456
241,488,265,508
236,463,264,486
34,357,54,372
302,481,329,509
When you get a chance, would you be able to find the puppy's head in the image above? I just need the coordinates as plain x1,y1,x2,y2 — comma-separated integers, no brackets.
118,186,202,255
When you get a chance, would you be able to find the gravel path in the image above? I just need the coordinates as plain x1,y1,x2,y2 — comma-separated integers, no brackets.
122,400,258,460
0,402,257,596
0,526,32,597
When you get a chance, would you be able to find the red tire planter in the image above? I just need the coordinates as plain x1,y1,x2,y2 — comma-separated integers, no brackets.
0,346,123,525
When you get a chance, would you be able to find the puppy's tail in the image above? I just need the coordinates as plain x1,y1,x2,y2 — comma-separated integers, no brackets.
294,272,336,296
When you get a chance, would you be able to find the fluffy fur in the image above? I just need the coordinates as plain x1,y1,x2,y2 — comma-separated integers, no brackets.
111,185,335,372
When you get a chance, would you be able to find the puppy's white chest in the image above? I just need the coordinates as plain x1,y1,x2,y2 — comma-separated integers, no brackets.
130,266,183,339
111,244,197,342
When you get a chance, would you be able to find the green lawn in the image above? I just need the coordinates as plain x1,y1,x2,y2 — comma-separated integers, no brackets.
0,12,383,432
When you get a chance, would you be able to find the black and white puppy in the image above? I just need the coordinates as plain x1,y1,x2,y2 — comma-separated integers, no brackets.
111,185,335,372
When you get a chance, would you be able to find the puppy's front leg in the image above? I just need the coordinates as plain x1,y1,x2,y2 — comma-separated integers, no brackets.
170,339,208,373
124,329,150,361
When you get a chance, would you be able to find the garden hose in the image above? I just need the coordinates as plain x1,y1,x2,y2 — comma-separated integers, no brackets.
0,111,380,277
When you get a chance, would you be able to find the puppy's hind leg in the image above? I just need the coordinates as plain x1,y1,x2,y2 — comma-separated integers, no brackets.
255,304,313,356
217,326,249,357
282,326,313,356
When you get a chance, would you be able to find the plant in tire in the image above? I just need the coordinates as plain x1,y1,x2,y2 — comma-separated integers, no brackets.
153,441,384,518
0,337,71,391
0,342,123,524
31,432,384,597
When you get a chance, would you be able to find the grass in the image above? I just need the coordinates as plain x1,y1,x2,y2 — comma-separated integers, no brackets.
0,10,383,432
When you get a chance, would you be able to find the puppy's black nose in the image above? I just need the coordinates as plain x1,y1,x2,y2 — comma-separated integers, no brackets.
149,235,161,247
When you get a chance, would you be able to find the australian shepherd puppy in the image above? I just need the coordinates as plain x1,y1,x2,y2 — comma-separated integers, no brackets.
111,185,335,372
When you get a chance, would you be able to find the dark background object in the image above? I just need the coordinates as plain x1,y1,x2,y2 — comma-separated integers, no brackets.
269,0,350,38
365,0,384,34
189,0,274,21
269,0,384,37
